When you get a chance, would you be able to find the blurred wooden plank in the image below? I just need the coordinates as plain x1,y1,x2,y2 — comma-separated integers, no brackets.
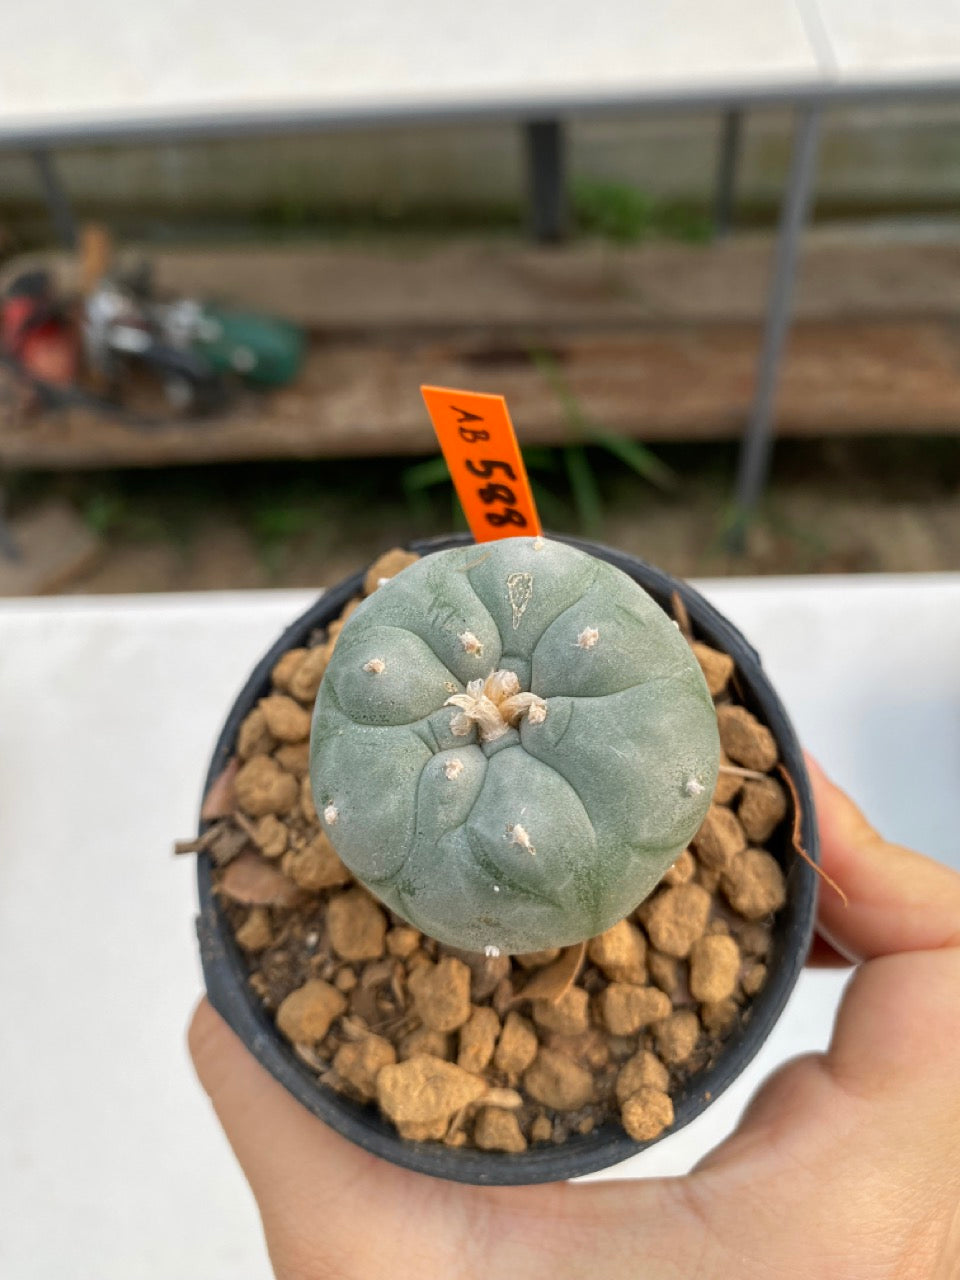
2,318,959,469
6,231,960,332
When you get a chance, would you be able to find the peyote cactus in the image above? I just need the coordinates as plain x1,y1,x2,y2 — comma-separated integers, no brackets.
310,537,720,954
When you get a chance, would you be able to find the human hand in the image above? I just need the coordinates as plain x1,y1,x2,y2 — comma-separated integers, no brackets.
189,756,960,1280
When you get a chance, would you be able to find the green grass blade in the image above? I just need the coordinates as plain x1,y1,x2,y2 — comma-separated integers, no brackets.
563,445,603,534
590,430,676,492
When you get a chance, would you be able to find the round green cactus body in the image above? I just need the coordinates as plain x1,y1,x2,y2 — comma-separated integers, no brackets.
310,537,719,955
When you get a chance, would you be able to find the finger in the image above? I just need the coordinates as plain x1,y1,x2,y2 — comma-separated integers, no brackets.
807,754,960,961
804,757,960,1101
189,1000,715,1279
187,999,405,1260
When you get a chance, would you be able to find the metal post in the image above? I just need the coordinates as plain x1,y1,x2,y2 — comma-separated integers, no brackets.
729,106,821,547
525,120,567,243
0,485,21,562
712,109,743,238
31,150,78,249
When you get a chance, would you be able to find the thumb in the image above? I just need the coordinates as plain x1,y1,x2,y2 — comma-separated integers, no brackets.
187,999,391,1245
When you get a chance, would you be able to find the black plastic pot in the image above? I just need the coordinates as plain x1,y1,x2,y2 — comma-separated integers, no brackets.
196,533,818,1186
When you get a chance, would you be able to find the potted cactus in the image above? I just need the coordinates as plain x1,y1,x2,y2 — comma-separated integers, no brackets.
195,532,817,1184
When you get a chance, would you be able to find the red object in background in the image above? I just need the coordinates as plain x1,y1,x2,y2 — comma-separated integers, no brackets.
1,271,79,387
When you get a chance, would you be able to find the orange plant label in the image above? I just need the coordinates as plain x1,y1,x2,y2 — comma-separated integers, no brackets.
420,385,541,543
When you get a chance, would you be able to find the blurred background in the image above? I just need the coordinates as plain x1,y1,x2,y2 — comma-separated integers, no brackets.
1,2,958,595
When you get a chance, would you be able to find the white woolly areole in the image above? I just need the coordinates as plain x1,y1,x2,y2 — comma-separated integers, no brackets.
444,758,465,780
507,823,536,856
484,945,501,958
576,627,600,649
362,657,386,674
445,669,547,742
684,777,705,797
323,804,339,825
458,630,483,655
532,536,546,551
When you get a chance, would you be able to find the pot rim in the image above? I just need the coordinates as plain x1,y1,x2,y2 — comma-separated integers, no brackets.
196,533,818,1186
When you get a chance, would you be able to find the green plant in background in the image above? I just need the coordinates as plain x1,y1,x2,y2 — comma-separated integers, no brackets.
572,180,712,244
310,536,719,953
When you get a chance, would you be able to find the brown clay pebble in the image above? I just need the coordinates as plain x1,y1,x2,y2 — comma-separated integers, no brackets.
300,774,317,823
443,947,511,1001
531,986,590,1035
397,1117,449,1142
335,968,357,993
713,753,743,805
235,906,273,952
701,998,740,1036
530,1115,553,1143
408,957,472,1032
615,1050,670,1104
276,980,346,1044
736,920,773,958
333,1034,396,1100
270,647,308,692
363,548,420,595
282,833,351,891
739,776,789,842
457,1007,501,1073
647,951,683,998
546,1027,610,1071
721,849,787,920
327,889,387,961
493,1011,539,1077
288,643,332,703
274,741,310,775
234,755,299,817
653,1010,700,1065
523,1048,594,1111
386,927,421,959
695,864,722,894
600,983,672,1035
587,919,647,983
236,707,275,759
377,1055,486,1127
259,695,311,743
692,805,747,871
690,641,735,697
662,849,695,886
474,1107,527,1153
253,814,288,858
621,1087,675,1142
689,935,741,1002
741,962,768,997
716,706,778,772
399,1027,454,1061
642,883,711,957
515,948,561,970
218,851,302,907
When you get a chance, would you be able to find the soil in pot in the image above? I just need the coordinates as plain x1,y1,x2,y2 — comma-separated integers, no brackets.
191,546,796,1155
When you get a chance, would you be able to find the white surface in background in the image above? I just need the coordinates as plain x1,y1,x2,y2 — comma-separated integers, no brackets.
0,574,957,1276
1,0,823,133
806,0,960,81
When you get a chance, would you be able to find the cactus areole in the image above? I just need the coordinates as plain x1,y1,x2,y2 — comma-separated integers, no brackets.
310,537,720,954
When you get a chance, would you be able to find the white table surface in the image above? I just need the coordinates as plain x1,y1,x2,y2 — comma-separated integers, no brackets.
807,0,960,83
1,573,957,1279
5,1,960,146
1,1,821,141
